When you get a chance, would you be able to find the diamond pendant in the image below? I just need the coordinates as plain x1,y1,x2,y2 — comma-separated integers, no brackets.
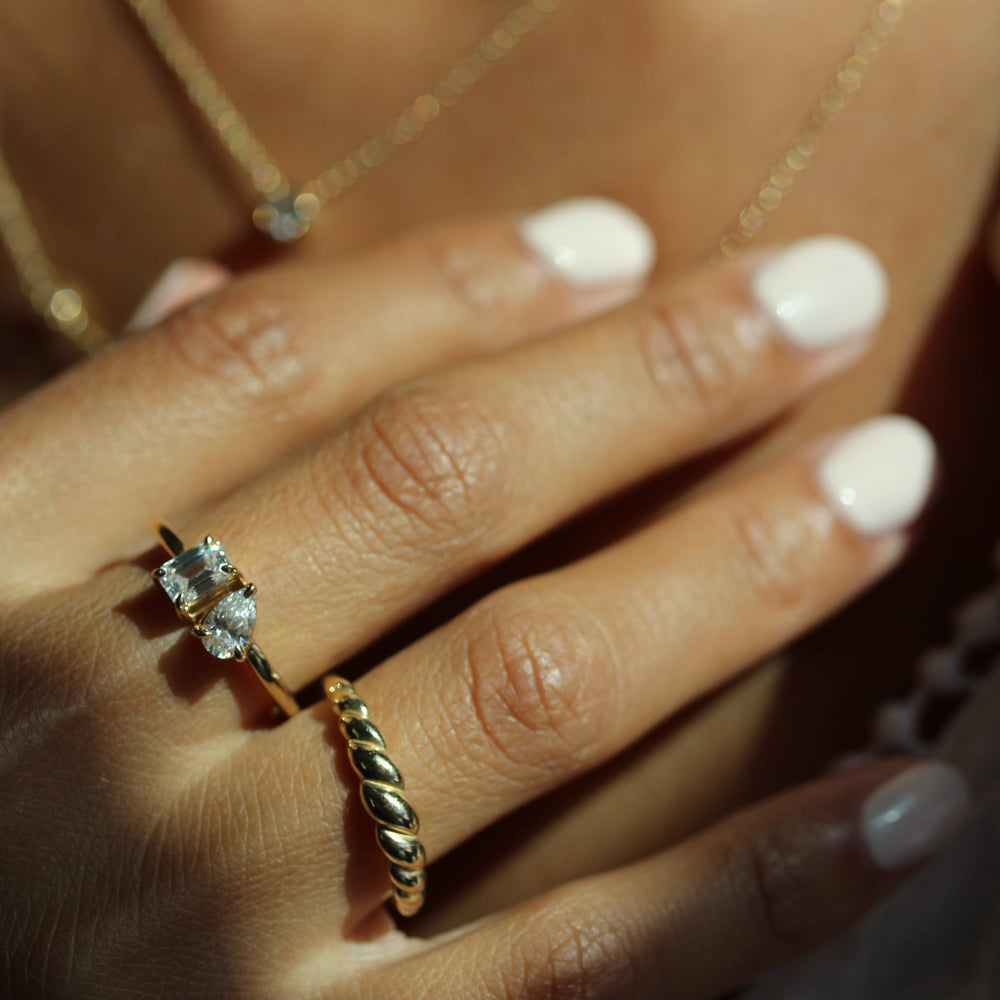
252,191,322,244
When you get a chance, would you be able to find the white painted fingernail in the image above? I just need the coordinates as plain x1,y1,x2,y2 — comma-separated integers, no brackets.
816,415,936,535
519,197,656,288
753,235,888,350
861,761,970,870
125,258,231,331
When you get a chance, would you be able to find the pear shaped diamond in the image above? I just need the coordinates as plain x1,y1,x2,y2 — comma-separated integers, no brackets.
199,591,257,659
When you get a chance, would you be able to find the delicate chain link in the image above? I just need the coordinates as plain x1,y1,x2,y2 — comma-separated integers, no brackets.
0,146,112,351
716,0,913,259
124,0,566,240
302,0,566,208
124,0,288,199
0,0,913,352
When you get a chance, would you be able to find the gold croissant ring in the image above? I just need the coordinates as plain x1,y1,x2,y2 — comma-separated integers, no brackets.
324,675,427,917
152,524,300,718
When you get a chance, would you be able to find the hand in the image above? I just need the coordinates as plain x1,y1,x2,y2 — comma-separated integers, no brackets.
0,203,968,997
2,5,997,881
3,0,997,811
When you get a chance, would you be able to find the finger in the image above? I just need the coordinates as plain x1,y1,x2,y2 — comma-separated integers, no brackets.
123,257,231,331
180,234,887,688
0,198,654,592
387,759,969,1000
276,415,936,908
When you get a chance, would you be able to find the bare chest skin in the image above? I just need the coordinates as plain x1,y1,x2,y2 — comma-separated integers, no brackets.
0,0,998,925
0,1,994,323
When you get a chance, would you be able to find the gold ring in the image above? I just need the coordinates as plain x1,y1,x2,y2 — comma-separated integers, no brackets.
152,524,299,717
324,675,426,917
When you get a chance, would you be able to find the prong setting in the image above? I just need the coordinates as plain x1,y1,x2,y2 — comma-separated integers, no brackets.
151,524,298,716
155,536,257,660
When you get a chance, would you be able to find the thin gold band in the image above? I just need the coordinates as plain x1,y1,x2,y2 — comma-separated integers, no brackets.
154,524,300,718
324,675,427,918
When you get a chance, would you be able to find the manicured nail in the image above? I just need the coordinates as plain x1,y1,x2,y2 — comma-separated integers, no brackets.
125,258,231,331
861,761,970,870
753,235,888,350
816,415,936,535
519,197,656,288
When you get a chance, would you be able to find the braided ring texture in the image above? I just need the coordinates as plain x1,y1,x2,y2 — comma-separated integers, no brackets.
323,675,427,917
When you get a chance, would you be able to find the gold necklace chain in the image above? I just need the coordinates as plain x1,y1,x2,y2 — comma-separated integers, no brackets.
123,0,566,243
0,0,911,354
717,0,912,259
0,145,111,351
0,0,564,352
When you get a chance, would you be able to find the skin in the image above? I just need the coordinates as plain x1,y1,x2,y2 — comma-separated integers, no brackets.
0,0,998,936
0,214,964,996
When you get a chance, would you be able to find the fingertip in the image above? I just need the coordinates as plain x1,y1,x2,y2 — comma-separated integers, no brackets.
518,196,657,293
751,234,888,352
814,415,937,539
860,759,970,871
125,258,231,331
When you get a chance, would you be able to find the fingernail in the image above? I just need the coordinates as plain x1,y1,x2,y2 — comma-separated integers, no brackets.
519,197,656,289
816,415,936,535
125,258,231,331
861,761,970,870
753,235,888,350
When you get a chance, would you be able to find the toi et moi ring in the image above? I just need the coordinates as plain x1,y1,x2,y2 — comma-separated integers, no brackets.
152,524,300,717
324,675,427,917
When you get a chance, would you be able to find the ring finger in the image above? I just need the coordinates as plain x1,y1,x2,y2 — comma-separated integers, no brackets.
277,411,936,921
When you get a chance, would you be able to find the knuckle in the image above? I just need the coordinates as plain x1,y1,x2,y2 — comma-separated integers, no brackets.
721,493,816,613
542,922,627,1000
345,382,509,546
739,825,819,954
508,901,636,1000
416,225,511,340
457,593,612,776
633,291,758,429
161,288,307,411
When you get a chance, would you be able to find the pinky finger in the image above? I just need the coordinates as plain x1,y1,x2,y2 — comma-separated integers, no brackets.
391,759,969,1000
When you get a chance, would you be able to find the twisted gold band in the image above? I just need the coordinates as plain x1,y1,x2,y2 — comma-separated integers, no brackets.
323,675,426,918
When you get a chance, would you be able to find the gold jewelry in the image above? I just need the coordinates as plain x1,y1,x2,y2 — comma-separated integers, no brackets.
124,0,565,245
0,146,112,352
324,675,427,918
153,524,300,718
716,0,913,260
0,0,913,351
0,0,564,351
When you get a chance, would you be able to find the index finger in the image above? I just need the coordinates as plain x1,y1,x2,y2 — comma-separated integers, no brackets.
0,199,654,594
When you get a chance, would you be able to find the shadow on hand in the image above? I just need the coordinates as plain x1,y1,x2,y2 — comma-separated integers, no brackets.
113,545,285,730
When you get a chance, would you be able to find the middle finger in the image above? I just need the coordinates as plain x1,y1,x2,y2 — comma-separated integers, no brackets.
182,235,887,691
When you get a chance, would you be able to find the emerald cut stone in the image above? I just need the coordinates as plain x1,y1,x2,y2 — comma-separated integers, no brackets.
156,540,230,610
156,539,258,660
